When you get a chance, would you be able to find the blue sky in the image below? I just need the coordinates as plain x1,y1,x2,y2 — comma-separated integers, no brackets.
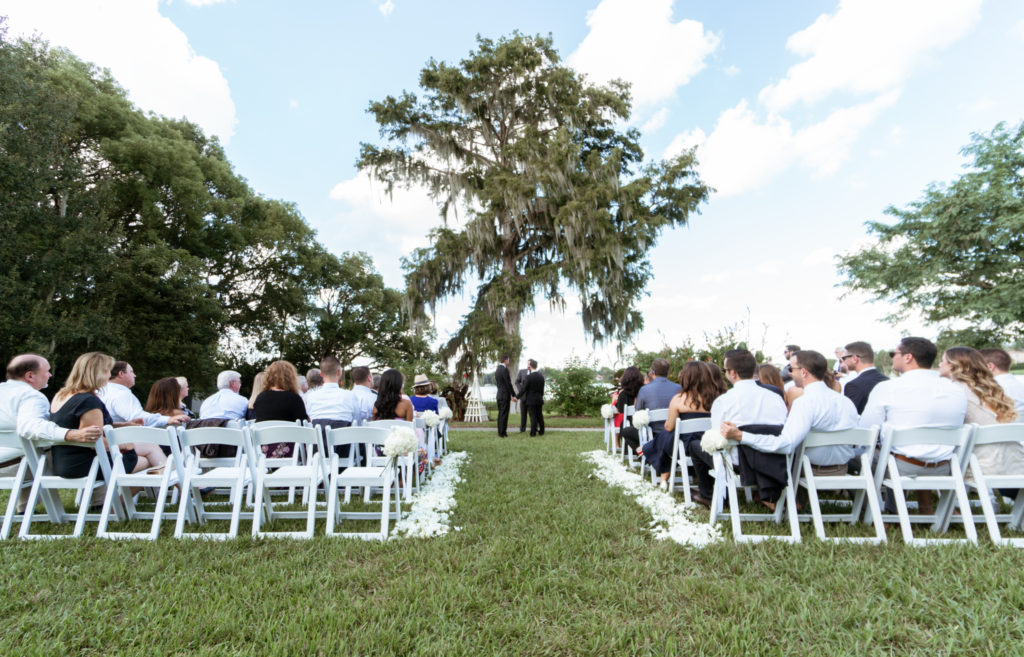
6,0,1024,369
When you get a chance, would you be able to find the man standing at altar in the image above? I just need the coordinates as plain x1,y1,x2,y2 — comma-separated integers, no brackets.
495,355,513,438
522,359,545,436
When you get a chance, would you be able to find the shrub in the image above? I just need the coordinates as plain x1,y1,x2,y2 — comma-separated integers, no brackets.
548,357,609,416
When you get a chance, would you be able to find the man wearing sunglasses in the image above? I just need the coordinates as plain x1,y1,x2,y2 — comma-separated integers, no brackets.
842,341,888,414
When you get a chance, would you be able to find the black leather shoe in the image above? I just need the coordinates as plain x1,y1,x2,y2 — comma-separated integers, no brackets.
690,488,712,509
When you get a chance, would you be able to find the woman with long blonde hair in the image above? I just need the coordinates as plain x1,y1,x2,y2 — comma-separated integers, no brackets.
940,346,1023,480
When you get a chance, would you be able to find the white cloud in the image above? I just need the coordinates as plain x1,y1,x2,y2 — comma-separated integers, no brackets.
724,64,740,77
800,247,835,268
1012,18,1024,43
4,0,236,142
641,108,670,133
376,0,395,16
759,0,981,112
182,0,230,6
568,0,719,106
792,90,900,176
289,98,300,110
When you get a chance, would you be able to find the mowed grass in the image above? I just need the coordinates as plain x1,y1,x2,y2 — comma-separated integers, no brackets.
1,431,1023,656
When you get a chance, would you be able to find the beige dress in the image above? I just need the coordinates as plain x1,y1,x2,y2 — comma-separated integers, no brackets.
961,384,1024,482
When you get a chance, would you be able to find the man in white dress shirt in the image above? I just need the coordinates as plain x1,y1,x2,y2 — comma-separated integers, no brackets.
199,370,249,420
305,357,352,424
688,349,788,508
980,348,1024,417
1,355,103,510
859,336,967,515
342,366,377,426
98,361,186,427
723,350,859,476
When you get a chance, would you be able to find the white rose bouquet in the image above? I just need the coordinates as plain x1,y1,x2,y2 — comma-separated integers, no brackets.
700,429,729,454
600,404,615,419
631,409,651,428
421,410,440,427
382,427,419,466
438,407,453,420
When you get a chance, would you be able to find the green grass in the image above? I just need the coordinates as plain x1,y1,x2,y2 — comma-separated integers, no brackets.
452,411,601,430
2,431,1024,655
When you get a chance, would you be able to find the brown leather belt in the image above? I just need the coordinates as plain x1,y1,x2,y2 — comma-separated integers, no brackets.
893,453,950,468
0,457,21,469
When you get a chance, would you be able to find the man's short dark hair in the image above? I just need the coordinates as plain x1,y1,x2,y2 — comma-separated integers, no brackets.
724,349,757,379
528,359,538,369
844,341,874,363
794,350,828,381
786,344,801,353
979,348,1012,373
899,337,937,369
6,355,43,381
320,356,341,378
350,365,371,385
110,361,130,379
499,354,509,364
651,358,670,377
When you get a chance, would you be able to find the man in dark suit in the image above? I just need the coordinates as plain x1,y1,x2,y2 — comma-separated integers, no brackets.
494,355,514,437
522,359,545,436
514,365,529,433
842,341,888,414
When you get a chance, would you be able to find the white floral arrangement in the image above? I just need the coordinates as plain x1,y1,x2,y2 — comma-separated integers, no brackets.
382,426,419,465
600,404,616,419
421,410,440,427
700,429,729,454
631,409,651,428
438,407,453,420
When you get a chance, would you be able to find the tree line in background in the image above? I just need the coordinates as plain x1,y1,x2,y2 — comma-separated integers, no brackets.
0,23,440,399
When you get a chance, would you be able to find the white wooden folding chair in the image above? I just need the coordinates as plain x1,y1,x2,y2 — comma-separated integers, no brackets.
668,417,712,502
252,419,308,503
603,414,615,455
367,420,417,501
620,405,637,468
710,445,801,544
97,425,185,540
876,425,977,546
250,424,323,539
960,423,1024,546
19,438,120,539
637,409,669,484
0,431,38,540
794,426,886,544
324,427,401,540
175,425,255,540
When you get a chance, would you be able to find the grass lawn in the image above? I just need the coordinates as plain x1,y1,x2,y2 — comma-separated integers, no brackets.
2,431,1024,655
452,409,601,430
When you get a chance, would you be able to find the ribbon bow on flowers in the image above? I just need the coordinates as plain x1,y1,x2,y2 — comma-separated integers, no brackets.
382,427,418,468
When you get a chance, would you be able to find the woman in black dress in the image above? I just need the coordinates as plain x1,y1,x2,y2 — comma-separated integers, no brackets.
252,360,308,458
615,366,645,455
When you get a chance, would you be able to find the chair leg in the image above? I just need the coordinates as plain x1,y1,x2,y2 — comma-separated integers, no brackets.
887,458,915,544
952,461,978,545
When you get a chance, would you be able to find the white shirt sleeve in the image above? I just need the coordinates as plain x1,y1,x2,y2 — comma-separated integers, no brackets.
17,393,69,443
858,381,887,429
742,396,812,454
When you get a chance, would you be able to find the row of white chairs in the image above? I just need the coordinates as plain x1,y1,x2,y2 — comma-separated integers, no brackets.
1,416,449,541
605,413,1024,546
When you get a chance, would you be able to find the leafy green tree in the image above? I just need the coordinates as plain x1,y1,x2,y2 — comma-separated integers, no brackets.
839,121,1024,342
548,356,608,417
358,33,710,374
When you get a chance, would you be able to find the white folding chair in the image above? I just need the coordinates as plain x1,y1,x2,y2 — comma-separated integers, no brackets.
19,438,120,539
250,424,323,539
603,414,616,455
793,426,886,544
876,425,977,546
367,420,417,501
637,409,669,483
960,423,1024,546
668,417,713,502
97,425,184,540
620,405,637,467
0,431,37,540
710,445,800,544
175,426,256,540
252,419,308,503
325,427,400,540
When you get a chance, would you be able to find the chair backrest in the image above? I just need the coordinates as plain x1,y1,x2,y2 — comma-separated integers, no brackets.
648,408,669,422
250,424,320,448
623,405,635,428
326,426,391,449
105,425,175,449
0,429,25,462
674,417,712,438
803,426,879,449
367,420,414,431
179,426,249,450
971,422,1024,446
887,425,974,450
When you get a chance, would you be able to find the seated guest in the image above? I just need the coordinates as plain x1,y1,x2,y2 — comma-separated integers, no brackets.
410,374,439,413
755,363,787,404
174,376,196,418
614,366,645,452
722,350,859,480
372,369,414,421
842,341,888,414
780,344,801,385
979,348,1024,417
342,366,377,425
253,361,308,458
628,359,681,456
245,371,267,421
49,353,153,481
860,337,967,516
940,347,1023,481
144,377,188,419
306,368,324,392
99,361,184,428
640,362,725,490
691,349,788,510
199,370,249,420
305,357,352,425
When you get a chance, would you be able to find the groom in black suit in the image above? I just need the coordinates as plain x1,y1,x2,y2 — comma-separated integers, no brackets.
514,365,529,433
522,359,545,436
495,355,513,437
842,341,888,414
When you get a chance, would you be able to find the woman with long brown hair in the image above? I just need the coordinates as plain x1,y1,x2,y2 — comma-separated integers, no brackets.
940,346,1023,479
252,360,308,458
640,361,727,489
144,377,187,418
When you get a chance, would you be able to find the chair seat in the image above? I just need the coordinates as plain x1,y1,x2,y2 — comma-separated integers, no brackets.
0,447,23,463
337,466,388,484
189,466,246,484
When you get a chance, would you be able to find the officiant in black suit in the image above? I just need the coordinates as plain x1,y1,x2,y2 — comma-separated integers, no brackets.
495,355,514,437
514,364,529,433
522,359,545,436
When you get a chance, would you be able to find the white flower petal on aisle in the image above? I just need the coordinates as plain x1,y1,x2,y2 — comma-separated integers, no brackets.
393,450,470,539
583,450,722,548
